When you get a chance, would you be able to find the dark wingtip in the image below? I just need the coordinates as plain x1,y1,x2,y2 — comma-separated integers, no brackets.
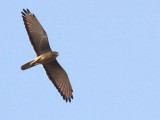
23,9,27,13
63,95,73,103
27,8,30,13
69,98,71,102
63,96,65,100
22,8,31,15
33,14,36,17
71,95,73,99
65,98,68,102
21,11,25,16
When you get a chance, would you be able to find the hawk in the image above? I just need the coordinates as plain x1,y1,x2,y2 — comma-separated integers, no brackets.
21,9,73,102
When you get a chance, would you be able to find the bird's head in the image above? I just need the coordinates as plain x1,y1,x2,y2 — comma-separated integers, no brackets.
52,51,59,58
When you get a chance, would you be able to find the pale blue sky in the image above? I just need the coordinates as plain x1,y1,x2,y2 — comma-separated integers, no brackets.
0,0,160,120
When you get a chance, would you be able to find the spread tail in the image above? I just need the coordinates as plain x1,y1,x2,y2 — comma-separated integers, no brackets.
21,60,39,70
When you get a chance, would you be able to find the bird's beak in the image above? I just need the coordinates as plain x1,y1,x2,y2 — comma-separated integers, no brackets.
56,52,59,56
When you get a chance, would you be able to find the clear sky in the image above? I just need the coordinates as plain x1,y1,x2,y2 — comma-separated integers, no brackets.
0,0,160,120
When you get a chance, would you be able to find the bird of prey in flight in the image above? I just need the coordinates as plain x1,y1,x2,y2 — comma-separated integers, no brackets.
21,9,73,102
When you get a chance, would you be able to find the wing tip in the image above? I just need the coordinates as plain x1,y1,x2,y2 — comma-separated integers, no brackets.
21,9,27,17
63,95,74,103
62,93,73,103
23,8,27,14
21,8,35,17
27,8,30,13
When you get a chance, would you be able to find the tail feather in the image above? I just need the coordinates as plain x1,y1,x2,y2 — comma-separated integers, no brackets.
21,60,38,70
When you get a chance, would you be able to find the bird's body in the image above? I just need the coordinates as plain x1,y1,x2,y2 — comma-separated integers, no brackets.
21,51,59,70
21,9,73,102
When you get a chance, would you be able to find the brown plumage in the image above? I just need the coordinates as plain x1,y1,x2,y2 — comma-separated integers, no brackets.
21,9,73,102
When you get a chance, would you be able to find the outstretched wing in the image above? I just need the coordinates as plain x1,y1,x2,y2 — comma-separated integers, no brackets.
43,60,73,102
21,9,51,56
